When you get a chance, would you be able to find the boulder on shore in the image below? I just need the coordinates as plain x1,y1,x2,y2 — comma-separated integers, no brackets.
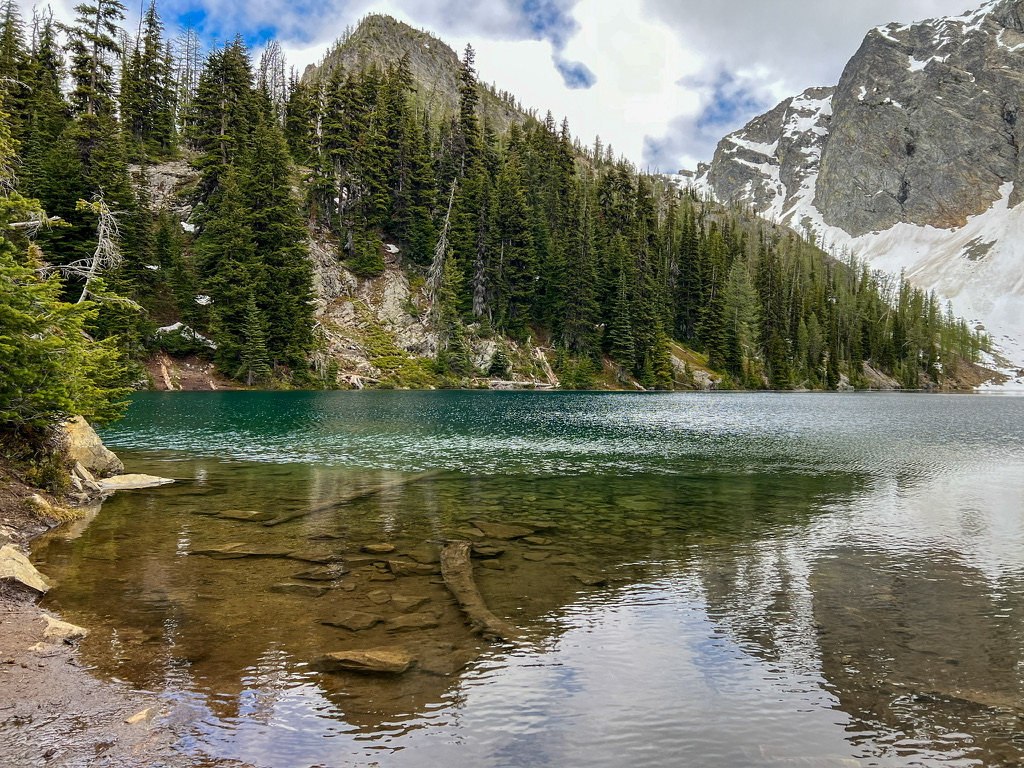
311,648,415,674
41,613,88,643
62,416,124,477
0,545,51,596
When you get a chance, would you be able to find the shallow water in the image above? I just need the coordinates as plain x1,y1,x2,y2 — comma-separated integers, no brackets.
31,391,1024,767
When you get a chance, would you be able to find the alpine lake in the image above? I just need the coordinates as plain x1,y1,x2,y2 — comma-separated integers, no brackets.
29,390,1024,767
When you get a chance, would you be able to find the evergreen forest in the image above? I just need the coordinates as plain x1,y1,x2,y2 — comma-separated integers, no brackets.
0,1,989,438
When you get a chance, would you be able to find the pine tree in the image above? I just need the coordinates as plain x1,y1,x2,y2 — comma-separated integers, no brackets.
64,0,126,117
456,44,482,167
20,11,69,194
120,0,176,159
195,165,257,367
488,149,534,335
188,38,257,178
606,262,636,370
238,118,315,368
0,94,129,429
237,295,272,385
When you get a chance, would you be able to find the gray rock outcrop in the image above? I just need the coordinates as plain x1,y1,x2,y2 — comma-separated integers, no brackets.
62,417,124,478
700,0,1024,237
700,86,833,227
817,0,1024,235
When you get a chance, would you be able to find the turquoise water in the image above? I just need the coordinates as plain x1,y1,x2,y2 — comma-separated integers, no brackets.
31,391,1024,767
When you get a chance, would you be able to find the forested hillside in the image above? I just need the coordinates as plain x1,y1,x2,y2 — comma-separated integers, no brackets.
0,1,990,417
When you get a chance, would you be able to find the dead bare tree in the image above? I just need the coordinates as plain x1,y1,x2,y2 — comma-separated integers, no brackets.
57,196,129,304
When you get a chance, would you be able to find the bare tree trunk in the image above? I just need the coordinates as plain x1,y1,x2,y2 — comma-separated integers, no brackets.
427,180,458,310
440,541,520,642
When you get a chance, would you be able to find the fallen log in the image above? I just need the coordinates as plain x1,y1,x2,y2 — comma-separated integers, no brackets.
263,468,445,527
440,540,520,642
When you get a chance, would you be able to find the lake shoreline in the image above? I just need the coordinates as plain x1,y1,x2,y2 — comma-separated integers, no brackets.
0,448,233,768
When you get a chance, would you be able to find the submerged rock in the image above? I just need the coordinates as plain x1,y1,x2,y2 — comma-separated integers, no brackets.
391,595,431,613
270,582,328,598
312,648,415,674
320,611,381,631
385,613,439,632
190,543,293,559
217,509,276,522
0,545,51,596
470,521,537,540
287,549,341,564
418,649,478,677
97,474,175,491
471,545,504,558
404,547,440,564
388,560,434,577
293,566,346,581
362,543,396,555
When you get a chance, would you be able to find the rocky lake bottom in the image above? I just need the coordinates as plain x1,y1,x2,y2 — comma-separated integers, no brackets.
21,390,1024,767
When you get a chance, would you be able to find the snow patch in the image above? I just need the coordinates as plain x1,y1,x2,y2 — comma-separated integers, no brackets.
997,28,1024,52
181,222,196,233
727,135,778,157
155,322,217,349
908,54,948,73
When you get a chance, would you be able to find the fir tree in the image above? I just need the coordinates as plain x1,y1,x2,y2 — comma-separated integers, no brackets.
120,0,176,159
237,295,272,385
64,0,126,117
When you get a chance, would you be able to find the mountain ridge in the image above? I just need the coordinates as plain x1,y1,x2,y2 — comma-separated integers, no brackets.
693,0,1024,382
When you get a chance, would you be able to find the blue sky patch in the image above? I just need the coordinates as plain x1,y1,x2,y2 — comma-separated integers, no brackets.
694,71,768,136
554,56,596,90
519,0,579,48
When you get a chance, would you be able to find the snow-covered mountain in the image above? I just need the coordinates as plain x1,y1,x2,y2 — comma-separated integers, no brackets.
694,0,1024,383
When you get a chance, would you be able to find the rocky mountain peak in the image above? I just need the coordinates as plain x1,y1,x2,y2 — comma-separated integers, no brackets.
818,0,1024,236
694,0,1024,377
303,14,526,134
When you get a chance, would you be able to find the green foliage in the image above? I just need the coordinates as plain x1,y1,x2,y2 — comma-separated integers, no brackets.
236,296,272,386
0,244,130,427
120,0,176,159
64,0,126,117
556,354,597,390
487,346,512,378
347,227,386,277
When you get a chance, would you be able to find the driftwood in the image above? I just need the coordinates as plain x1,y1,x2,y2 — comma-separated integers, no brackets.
263,468,445,527
440,540,520,642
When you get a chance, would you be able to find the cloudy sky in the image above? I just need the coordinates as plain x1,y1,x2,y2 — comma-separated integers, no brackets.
37,0,981,170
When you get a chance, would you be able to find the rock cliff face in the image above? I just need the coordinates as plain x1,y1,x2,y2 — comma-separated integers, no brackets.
695,0,1024,378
